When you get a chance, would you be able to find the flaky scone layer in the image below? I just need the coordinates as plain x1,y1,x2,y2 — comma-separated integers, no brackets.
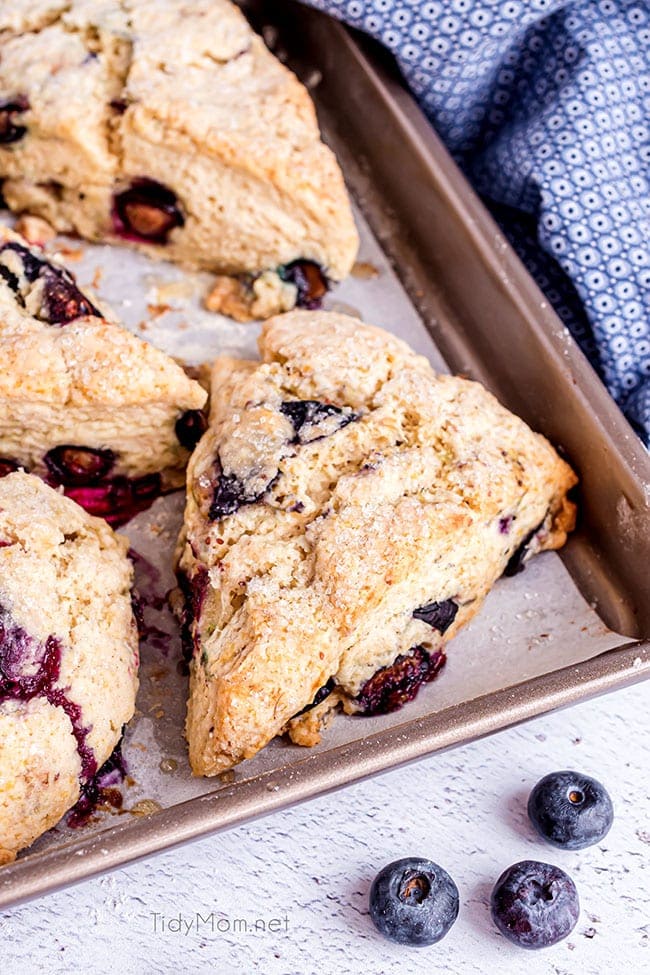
177,311,577,775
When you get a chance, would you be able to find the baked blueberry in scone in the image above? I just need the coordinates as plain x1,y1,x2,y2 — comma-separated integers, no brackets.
0,472,139,863
176,311,577,775
0,227,207,525
0,0,359,320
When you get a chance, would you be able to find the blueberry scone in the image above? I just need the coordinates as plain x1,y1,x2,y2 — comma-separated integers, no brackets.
176,311,577,775
0,227,207,525
0,0,359,319
0,472,139,863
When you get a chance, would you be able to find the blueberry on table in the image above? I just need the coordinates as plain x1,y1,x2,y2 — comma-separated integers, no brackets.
527,770,614,850
490,860,579,949
369,857,459,946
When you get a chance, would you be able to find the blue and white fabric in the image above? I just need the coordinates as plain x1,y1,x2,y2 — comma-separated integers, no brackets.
306,0,650,444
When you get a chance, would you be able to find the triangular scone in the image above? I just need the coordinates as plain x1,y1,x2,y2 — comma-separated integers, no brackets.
0,227,206,524
177,311,577,775
0,472,138,863
0,0,359,318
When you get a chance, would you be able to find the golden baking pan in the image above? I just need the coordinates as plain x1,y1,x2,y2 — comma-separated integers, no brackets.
1,1,648,908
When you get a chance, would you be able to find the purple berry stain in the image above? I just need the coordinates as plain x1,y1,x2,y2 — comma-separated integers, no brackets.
67,739,129,828
178,567,209,662
0,603,97,784
113,179,184,243
357,646,446,715
62,473,162,527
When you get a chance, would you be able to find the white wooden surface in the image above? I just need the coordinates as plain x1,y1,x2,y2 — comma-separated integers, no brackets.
2,681,649,974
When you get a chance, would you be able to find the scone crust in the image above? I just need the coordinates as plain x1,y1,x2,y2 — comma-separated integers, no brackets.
0,472,139,860
178,311,577,776
0,226,207,492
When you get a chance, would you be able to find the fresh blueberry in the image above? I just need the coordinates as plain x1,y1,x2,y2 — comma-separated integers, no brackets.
369,857,459,946
278,259,329,308
357,646,446,715
490,860,579,949
0,95,29,144
412,598,458,634
175,409,208,450
113,179,185,243
527,770,614,850
44,445,116,486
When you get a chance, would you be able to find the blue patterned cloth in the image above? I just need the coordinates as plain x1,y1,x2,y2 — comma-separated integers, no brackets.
306,0,650,444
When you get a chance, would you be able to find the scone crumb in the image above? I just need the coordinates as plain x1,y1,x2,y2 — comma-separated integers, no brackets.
129,799,162,817
352,261,379,279
54,245,84,262
204,271,297,322
147,303,172,319
14,214,56,246
205,275,255,322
